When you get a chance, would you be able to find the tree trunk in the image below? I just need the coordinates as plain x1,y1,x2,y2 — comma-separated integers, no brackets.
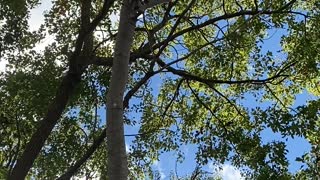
8,0,106,178
106,0,137,179
8,72,83,180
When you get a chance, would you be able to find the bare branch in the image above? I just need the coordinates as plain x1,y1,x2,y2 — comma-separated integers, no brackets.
57,128,107,180
155,58,289,85
123,71,156,109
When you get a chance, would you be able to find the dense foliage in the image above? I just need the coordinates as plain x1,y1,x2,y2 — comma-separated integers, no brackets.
0,0,319,179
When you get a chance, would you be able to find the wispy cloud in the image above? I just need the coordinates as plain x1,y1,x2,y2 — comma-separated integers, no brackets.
220,164,243,180
29,0,52,31
153,160,166,180
182,145,189,155
208,163,243,180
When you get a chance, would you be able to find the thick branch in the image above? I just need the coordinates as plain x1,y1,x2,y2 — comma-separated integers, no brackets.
123,62,156,108
73,0,116,58
156,58,288,85
57,129,107,180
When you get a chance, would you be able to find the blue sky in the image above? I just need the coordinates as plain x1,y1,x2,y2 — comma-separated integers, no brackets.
2,1,315,179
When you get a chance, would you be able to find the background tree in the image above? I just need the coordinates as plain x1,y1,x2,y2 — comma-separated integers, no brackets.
0,0,319,179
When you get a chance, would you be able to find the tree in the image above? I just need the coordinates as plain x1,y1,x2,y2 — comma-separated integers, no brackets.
0,0,319,179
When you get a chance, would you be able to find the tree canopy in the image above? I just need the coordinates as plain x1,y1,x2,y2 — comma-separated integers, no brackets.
0,0,319,179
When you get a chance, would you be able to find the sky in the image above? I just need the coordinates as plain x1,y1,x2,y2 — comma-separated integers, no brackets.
0,1,316,179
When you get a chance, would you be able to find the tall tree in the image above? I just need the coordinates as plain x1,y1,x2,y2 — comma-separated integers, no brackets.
0,0,319,179
7,0,114,178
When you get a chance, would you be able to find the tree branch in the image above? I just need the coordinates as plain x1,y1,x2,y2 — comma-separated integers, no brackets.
155,58,289,85
57,128,107,180
161,79,184,119
123,71,156,109
187,80,229,134
151,1,303,52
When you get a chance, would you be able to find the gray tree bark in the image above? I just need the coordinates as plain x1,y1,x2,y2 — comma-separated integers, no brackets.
106,0,137,179
106,0,170,178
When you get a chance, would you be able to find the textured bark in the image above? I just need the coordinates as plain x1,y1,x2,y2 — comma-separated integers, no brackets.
106,1,170,178
106,0,137,179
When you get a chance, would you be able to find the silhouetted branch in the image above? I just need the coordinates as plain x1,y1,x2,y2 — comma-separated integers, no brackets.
57,128,107,180
161,79,184,119
156,58,289,85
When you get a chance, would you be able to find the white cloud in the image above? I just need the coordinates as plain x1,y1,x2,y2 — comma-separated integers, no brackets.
110,12,120,23
182,145,189,155
29,0,55,52
29,0,53,31
220,164,243,180
0,59,7,72
33,35,55,52
152,160,166,180
208,163,244,180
